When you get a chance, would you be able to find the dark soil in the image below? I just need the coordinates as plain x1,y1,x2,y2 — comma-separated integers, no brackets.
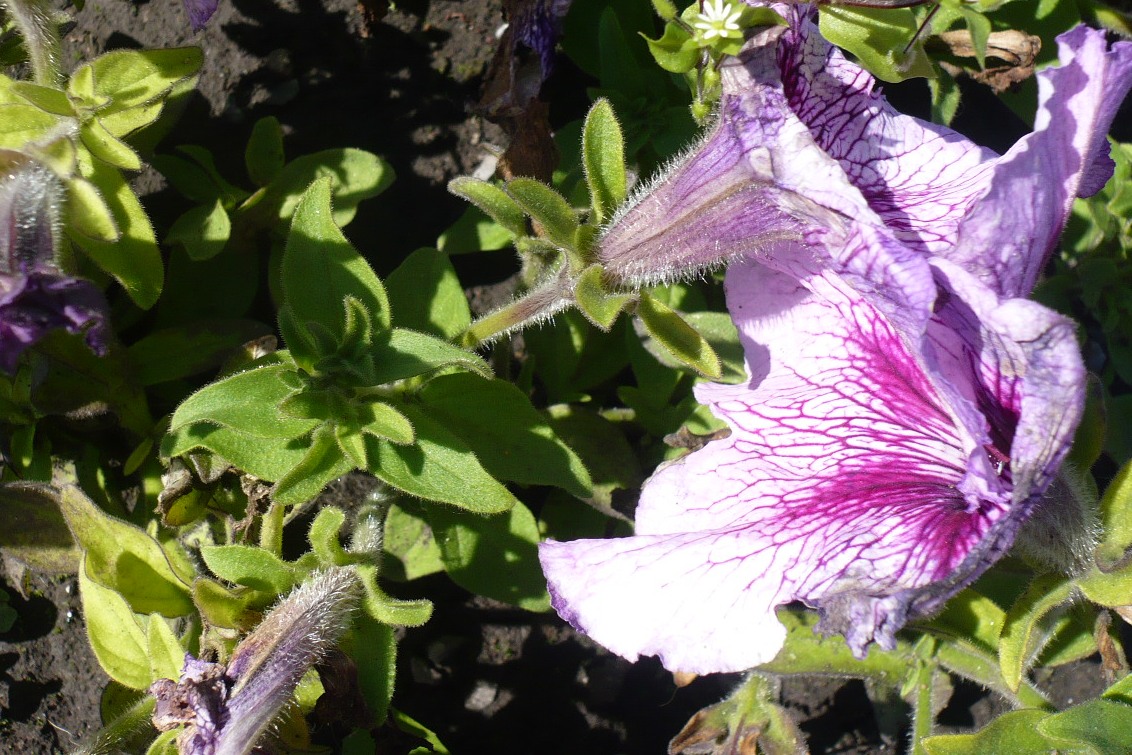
0,0,1119,753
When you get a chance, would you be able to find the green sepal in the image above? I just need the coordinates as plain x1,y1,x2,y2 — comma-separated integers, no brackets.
366,404,518,514
60,485,193,617
581,98,627,224
357,563,433,627
636,291,722,379
574,264,631,330
447,177,528,238
199,544,297,595
245,116,285,187
308,506,361,568
381,501,445,581
0,102,59,148
192,577,261,630
424,500,550,612
1094,458,1132,569
505,177,579,249
165,199,231,260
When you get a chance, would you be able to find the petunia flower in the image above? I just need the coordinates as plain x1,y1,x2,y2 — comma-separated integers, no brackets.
150,569,359,755
0,162,109,374
539,14,1132,674
183,0,220,32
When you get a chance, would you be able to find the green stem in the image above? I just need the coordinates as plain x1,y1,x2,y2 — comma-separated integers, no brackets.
3,0,64,86
908,664,936,755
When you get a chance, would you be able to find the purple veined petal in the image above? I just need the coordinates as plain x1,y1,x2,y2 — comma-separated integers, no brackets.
765,9,999,256
946,27,1132,298
183,0,220,31
542,250,1012,674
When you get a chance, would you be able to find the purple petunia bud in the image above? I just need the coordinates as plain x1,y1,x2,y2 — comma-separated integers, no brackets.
0,163,110,373
151,569,361,755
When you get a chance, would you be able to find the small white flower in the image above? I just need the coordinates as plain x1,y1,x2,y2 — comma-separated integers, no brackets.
693,0,743,41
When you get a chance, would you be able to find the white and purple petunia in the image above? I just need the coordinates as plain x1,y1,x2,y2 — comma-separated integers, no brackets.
539,13,1132,674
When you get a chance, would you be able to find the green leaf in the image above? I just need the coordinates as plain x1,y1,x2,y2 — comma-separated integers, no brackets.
757,608,910,681
193,578,260,630
68,158,163,309
574,264,632,331
425,501,550,611
99,100,164,139
272,424,353,505
162,423,310,483
80,118,142,170
959,6,992,70
165,199,231,261
1038,699,1132,752
0,103,59,148
418,373,592,498
505,177,579,248
150,153,223,203
818,6,934,83
436,205,515,254
126,319,271,386
447,177,527,237
261,148,394,226
545,404,640,509
921,710,1061,754
167,363,317,439
65,176,119,241
79,560,151,689
643,24,698,74
642,310,745,383
382,501,445,581
10,82,75,115
929,69,961,126
0,482,81,573
342,612,397,724
200,544,296,594
1095,459,1132,569
369,328,491,384
636,291,722,379
361,401,415,445
581,98,627,224
282,178,391,353
386,248,471,339
245,116,285,186
366,404,518,514
146,614,184,682
998,573,1075,692
77,47,203,112
60,485,193,617
921,588,1005,654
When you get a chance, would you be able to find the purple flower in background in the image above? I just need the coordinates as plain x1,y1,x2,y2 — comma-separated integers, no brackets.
151,569,359,755
183,0,220,31
540,15,1132,674
0,164,109,374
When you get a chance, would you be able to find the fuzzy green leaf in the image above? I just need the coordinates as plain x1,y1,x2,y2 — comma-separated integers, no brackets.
369,328,491,384
818,6,933,83
65,176,119,241
262,148,394,226
425,500,550,611
167,363,316,439
998,573,1075,692
200,544,296,595
165,199,231,261
60,485,193,617
146,615,184,683
0,482,81,573
245,116,285,187
80,117,141,170
79,561,151,689
419,373,592,498
77,47,203,112
366,404,517,514
272,424,353,505
386,248,471,340
574,264,632,331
